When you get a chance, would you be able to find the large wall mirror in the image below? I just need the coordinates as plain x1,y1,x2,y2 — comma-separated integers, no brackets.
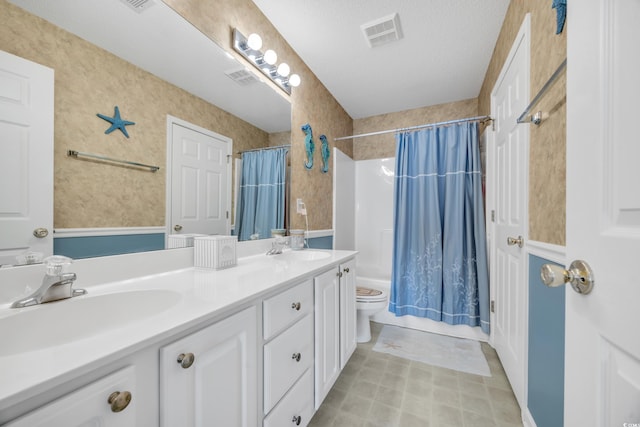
4,0,292,265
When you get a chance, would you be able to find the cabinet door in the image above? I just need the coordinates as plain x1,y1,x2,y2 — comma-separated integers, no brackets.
340,260,357,369
314,269,340,409
6,366,136,427
160,306,258,427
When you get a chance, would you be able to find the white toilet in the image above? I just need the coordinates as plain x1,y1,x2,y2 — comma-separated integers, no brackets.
356,286,388,343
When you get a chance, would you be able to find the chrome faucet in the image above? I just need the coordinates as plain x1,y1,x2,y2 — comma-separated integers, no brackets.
11,256,87,308
266,236,289,255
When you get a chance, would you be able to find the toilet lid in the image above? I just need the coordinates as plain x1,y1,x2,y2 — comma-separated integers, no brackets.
356,287,386,301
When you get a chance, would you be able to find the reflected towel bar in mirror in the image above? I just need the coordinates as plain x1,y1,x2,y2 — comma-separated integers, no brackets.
67,150,160,172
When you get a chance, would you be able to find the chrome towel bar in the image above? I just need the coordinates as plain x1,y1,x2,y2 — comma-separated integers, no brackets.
67,150,160,172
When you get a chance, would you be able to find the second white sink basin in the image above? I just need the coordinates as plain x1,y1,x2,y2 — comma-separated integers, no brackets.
0,289,181,357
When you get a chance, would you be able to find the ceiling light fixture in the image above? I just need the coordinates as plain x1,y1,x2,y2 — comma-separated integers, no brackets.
232,28,301,95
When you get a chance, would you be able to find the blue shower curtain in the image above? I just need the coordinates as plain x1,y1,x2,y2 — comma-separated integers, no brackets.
389,122,490,334
235,147,288,240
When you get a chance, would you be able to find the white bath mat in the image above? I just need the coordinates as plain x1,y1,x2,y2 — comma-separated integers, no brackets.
373,325,491,377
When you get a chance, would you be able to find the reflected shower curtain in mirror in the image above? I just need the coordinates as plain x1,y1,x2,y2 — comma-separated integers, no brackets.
389,122,490,334
235,147,288,241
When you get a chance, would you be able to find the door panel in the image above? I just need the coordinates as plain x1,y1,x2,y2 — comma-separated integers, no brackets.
490,15,530,409
170,122,230,236
0,50,53,265
566,1,640,424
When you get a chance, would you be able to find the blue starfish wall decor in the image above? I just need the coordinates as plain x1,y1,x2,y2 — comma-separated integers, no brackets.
97,106,135,138
319,134,330,174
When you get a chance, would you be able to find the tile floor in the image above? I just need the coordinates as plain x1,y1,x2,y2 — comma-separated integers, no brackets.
309,322,524,427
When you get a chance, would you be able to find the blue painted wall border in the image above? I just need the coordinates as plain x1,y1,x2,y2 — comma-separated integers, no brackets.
528,254,565,427
307,235,333,250
54,233,165,259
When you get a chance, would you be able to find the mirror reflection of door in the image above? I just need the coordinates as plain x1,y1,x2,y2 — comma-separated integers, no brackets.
167,117,231,240
0,50,54,266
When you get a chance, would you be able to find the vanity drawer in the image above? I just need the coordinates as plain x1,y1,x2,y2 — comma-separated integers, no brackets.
263,368,314,427
263,279,313,340
264,313,313,413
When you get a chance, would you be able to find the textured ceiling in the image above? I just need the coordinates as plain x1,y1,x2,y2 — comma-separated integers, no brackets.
251,0,510,119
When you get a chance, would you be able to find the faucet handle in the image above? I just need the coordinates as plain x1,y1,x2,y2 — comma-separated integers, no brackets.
44,255,73,275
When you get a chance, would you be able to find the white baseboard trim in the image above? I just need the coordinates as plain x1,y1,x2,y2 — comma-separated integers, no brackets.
522,407,538,427
526,240,566,264
54,227,165,238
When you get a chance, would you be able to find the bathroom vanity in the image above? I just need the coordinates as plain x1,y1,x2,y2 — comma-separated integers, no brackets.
0,247,357,426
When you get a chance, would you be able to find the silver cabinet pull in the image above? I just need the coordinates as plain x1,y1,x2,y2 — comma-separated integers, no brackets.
108,391,132,413
291,302,301,311
507,235,524,248
291,352,301,362
174,224,183,232
337,271,343,278
343,267,350,273
292,415,302,425
541,260,594,294
33,228,49,238
177,352,195,369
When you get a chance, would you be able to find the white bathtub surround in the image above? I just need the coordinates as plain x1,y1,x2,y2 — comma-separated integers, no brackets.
352,158,488,343
0,246,356,425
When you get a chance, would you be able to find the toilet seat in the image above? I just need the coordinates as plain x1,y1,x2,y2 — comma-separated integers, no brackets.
356,287,387,302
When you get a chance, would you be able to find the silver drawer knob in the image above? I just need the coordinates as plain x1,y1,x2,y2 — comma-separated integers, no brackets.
177,352,195,369
291,352,301,362
108,391,132,413
292,415,302,425
291,302,301,311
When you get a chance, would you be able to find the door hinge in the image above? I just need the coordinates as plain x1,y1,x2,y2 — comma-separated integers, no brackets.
491,210,496,222
492,118,496,131
227,154,231,164
490,300,495,313
226,211,229,219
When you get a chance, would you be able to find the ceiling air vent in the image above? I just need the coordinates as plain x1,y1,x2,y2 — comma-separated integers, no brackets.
119,0,155,13
361,13,403,48
225,68,260,86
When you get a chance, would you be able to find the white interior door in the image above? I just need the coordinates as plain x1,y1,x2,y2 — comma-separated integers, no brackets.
168,118,231,237
0,50,53,265
565,1,640,425
489,15,530,409
332,148,355,250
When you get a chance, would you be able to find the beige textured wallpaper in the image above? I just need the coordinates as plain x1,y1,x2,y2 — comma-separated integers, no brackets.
164,0,354,232
353,99,479,161
0,0,270,229
478,0,567,245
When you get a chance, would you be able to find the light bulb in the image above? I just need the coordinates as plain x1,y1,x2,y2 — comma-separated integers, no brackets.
264,49,277,65
277,62,290,77
247,33,262,50
289,74,301,87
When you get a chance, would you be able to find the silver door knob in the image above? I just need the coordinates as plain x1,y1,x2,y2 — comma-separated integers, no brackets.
507,235,524,248
174,224,183,232
33,228,49,238
540,260,594,294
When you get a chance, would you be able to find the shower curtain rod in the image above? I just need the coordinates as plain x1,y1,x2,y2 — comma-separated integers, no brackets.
237,144,291,154
334,115,493,141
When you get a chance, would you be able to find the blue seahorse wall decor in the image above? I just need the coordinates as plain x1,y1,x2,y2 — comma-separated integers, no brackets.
302,123,315,170
319,134,330,174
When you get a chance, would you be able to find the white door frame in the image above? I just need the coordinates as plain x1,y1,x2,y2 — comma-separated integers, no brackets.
488,13,531,413
165,115,232,240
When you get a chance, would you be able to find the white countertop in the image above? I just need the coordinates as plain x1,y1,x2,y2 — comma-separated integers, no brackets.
0,249,356,412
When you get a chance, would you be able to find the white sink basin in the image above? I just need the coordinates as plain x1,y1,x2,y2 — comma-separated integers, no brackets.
278,250,332,261
0,289,181,356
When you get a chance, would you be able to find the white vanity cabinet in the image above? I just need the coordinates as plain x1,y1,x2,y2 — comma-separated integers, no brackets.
5,366,138,427
314,262,357,409
263,279,314,427
339,260,357,369
159,305,258,427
